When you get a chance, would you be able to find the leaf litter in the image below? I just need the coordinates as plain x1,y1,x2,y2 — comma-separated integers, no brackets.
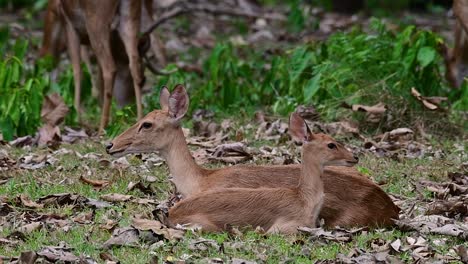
1,108,467,263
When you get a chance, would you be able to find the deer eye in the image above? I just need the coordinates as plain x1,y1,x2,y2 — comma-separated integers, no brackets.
142,122,152,129
327,143,337,149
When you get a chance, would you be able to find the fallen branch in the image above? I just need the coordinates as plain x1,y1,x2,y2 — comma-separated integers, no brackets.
141,2,285,37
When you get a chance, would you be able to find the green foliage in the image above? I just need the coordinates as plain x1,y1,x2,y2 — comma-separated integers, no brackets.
149,19,452,131
105,106,136,138
0,0,47,11
0,29,49,140
0,28,95,140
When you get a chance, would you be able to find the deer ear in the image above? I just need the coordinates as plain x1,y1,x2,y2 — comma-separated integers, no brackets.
168,84,189,122
289,112,313,143
160,86,170,111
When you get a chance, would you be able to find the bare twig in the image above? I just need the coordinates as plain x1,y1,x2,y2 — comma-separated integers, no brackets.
141,2,285,37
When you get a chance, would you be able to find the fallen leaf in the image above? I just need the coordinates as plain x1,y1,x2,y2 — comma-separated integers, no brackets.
19,194,43,209
298,226,364,242
41,93,69,126
411,87,446,110
18,222,42,234
18,251,37,264
62,127,88,143
79,176,110,189
188,238,220,251
37,245,79,262
390,238,401,252
37,124,61,147
73,211,94,224
351,102,386,123
9,135,36,147
100,193,132,203
103,227,139,249
131,217,163,233
232,258,257,264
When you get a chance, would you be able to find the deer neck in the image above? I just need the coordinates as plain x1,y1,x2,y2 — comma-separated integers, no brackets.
160,128,203,197
298,153,325,220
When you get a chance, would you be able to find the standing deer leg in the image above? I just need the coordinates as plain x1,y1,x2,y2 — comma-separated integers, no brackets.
119,0,143,120
64,18,82,120
85,26,116,134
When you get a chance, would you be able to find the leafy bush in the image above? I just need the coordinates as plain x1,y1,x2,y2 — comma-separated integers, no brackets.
149,19,461,132
0,29,49,140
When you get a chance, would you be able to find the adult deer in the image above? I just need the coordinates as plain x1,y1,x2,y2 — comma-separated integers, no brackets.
169,113,358,233
444,0,468,88
107,85,400,228
40,0,160,133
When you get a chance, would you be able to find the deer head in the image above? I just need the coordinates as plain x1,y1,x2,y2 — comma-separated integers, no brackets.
289,112,358,167
106,84,189,157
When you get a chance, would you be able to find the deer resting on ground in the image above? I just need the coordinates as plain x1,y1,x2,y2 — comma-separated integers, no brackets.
168,112,358,233
106,85,400,228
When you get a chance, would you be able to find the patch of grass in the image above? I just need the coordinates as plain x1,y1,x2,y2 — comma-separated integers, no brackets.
0,135,465,262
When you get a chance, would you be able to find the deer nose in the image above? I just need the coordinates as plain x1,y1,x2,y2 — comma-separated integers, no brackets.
106,143,113,153
353,155,359,162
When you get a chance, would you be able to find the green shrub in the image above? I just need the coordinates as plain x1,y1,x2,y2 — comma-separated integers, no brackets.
148,19,459,132
0,29,49,140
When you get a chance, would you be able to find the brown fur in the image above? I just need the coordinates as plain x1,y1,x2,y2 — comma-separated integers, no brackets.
108,86,400,228
444,0,468,88
169,124,358,234
40,0,166,133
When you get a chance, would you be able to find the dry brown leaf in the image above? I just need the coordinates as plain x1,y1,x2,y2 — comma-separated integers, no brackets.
79,176,110,189
62,127,88,143
37,245,79,262
19,194,43,209
103,227,139,249
0,149,16,171
100,219,118,231
100,193,132,203
349,102,386,123
208,142,252,164
9,135,35,147
19,251,37,264
321,121,359,136
232,258,257,264
390,238,401,252
73,211,94,224
411,87,446,110
131,217,163,233
0,203,14,216
18,222,42,234
37,124,61,147
298,226,364,242
41,93,69,126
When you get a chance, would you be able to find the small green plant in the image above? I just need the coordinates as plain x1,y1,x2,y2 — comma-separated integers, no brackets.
148,19,455,133
0,30,49,140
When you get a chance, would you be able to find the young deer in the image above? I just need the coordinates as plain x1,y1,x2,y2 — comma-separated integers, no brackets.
168,112,358,233
40,0,162,133
107,85,400,228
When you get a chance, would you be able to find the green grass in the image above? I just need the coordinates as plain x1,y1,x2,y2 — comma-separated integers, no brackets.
0,135,466,263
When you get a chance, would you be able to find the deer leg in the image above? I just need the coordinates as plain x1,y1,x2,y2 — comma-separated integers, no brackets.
85,29,115,134
119,0,143,120
64,19,82,120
